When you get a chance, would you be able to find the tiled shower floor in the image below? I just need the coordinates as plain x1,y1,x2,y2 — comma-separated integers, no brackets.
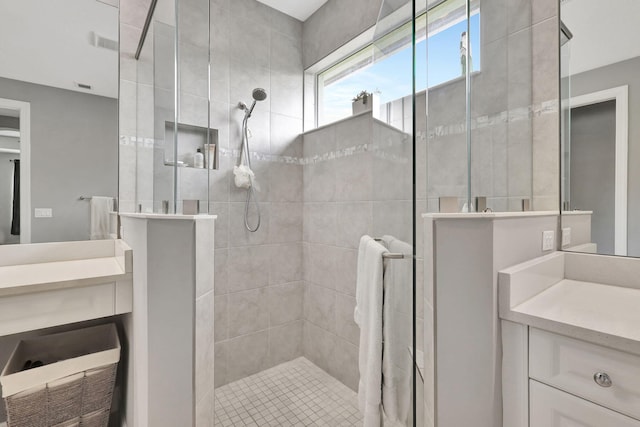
214,357,364,426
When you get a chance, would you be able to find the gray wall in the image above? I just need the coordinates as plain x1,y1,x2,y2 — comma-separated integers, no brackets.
207,0,306,388
0,77,118,243
303,0,380,68
305,0,560,213
302,113,413,391
569,56,640,255
423,0,559,213
570,101,615,254
302,0,410,68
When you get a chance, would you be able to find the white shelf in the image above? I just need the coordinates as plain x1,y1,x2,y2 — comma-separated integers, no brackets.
0,239,132,337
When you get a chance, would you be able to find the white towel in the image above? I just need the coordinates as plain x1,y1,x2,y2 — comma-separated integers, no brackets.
381,235,413,425
90,196,114,240
354,235,388,427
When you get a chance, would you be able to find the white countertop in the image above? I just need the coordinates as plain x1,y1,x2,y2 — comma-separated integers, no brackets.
120,213,217,220
422,210,559,219
512,279,640,345
500,251,640,354
0,257,127,297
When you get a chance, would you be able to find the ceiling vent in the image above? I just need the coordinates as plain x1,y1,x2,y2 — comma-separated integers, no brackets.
91,32,118,52
75,82,93,90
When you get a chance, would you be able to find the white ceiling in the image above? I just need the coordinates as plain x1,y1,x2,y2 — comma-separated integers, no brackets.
255,0,328,21
0,0,119,99
562,0,640,76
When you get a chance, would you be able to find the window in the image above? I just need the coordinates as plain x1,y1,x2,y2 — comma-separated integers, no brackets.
315,0,480,127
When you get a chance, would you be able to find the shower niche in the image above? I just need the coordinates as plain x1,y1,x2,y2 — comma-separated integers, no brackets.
162,121,218,170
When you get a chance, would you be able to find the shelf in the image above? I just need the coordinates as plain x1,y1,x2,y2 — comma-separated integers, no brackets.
0,240,133,336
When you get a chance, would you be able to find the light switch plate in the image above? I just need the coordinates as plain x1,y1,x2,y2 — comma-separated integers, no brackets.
562,227,571,247
542,230,555,251
34,208,52,218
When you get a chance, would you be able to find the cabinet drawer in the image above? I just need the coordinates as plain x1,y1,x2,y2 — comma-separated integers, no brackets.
530,328,640,420
530,380,640,427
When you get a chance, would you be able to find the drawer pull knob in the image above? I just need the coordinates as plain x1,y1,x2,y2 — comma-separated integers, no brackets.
594,372,612,387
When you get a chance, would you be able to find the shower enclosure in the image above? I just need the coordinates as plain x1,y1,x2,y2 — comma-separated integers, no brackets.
120,0,422,425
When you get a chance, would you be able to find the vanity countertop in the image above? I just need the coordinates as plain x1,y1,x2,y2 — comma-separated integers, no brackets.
0,256,128,297
499,251,640,355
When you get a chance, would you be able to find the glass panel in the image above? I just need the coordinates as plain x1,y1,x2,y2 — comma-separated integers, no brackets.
425,0,471,213
371,1,416,426
132,0,212,215
152,18,177,212
177,0,211,214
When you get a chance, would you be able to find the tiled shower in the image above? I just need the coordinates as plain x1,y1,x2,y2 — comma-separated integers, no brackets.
121,0,414,391
117,0,558,424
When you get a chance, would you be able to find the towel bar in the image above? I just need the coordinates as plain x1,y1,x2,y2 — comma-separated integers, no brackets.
374,238,409,259
79,196,116,201
383,253,406,259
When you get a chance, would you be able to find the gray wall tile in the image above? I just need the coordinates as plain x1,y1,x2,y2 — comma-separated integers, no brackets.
269,243,303,285
195,291,216,403
270,163,303,202
268,282,304,326
331,338,359,392
214,294,228,342
303,321,337,374
336,202,373,248
227,288,269,338
304,283,336,333
269,203,303,243
269,321,303,367
228,202,270,246
227,245,271,292
303,243,337,290
226,330,269,382
335,294,359,346
303,203,337,245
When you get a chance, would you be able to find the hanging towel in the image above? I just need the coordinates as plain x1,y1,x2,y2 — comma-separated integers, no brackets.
354,235,388,427
381,235,413,426
10,159,20,235
90,196,114,240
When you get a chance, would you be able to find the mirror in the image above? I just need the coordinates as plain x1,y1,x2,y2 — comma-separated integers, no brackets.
560,0,640,257
0,0,119,245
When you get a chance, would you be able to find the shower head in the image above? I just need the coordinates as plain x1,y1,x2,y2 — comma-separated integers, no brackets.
243,88,268,118
252,88,267,102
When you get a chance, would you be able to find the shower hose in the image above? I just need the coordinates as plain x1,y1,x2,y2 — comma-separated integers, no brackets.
240,114,261,232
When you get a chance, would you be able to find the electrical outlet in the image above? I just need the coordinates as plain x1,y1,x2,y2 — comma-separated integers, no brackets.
34,208,52,218
542,230,555,251
562,227,571,247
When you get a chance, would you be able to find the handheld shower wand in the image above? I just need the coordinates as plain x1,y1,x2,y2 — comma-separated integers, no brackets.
236,88,268,232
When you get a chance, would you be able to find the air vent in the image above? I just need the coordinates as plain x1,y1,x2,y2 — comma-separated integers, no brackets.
75,82,93,90
91,32,118,52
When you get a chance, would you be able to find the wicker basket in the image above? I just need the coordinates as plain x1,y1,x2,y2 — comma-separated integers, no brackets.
0,324,120,427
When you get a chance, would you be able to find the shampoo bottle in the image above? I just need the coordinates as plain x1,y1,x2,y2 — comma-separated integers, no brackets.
194,148,204,168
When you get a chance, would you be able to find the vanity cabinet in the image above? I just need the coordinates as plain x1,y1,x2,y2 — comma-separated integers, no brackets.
530,380,640,427
530,328,640,421
499,251,640,427
505,325,640,427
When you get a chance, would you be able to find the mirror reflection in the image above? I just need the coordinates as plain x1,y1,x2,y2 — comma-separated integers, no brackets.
560,0,640,257
0,0,119,245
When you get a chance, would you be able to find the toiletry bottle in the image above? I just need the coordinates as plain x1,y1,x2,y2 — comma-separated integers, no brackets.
207,143,216,169
194,148,204,168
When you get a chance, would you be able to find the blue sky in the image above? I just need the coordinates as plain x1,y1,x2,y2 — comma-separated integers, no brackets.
321,15,481,124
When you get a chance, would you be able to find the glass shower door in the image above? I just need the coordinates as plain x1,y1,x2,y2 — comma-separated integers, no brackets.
370,0,417,425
